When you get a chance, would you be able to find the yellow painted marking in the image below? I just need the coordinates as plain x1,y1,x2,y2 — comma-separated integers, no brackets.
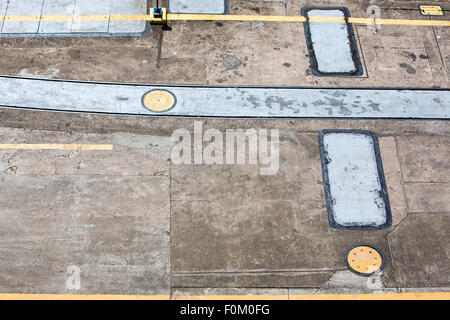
290,292,450,300
347,246,383,275
3,15,41,21
420,5,444,16
110,14,150,21
0,144,114,151
173,295,290,300
0,292,448,300
0,14,448,27
167,13,306,22
142,90,176,112
0,294,169,300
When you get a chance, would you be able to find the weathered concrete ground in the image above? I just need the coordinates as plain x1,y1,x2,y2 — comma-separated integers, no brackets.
0,0,448,88
0,111,448,295
0,0,448,296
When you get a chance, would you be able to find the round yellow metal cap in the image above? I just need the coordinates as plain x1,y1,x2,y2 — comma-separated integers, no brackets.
346,245,383,275
142,90,176,112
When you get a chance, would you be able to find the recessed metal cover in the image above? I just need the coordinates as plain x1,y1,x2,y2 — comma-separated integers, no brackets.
142,89,177,113
346,244,385,276
302,7,363,76
319,130,392,230
168,0,228,15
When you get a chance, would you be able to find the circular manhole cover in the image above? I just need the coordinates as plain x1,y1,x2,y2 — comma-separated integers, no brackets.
142,89,176,112
346,244,385,276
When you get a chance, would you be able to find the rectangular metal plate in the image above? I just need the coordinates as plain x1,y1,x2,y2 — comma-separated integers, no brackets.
168,0,228,14
319,130,392,230
419,5,444,16
302,7,363,76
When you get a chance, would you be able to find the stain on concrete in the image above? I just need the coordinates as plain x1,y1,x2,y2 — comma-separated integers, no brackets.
265,96,295,111
401,51,417,62
399,63,417,74
223,55,242,70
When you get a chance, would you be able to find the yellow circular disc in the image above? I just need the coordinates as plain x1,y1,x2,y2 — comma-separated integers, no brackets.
142,90,176,112
347,245,383,275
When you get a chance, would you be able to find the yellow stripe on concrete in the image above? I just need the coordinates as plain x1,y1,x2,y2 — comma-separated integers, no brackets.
0,292,448,300
0,14,449,27
0,294,169,300
167,13,306,22
173,295,290,300
0,144,114,151
110,14,150,21
290,292,450,300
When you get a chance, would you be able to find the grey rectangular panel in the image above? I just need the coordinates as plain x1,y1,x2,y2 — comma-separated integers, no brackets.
319,130,391,229
108,0,147,34
168,0,227,14
39,0,76,34
302,7,363,76
0,0,9,32
70,0,111,33
2,0,44,34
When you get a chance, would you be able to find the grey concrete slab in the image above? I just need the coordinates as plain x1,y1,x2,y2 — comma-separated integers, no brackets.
108,0,146,34
38,0,76,34
0,129,171,176
170,132,397,288
405,183,450,213
320,131,390,229
0,174,170,294
0,77,449,119
388,214,450,287
397,135,450,183
168,0,227,14
379,137,408,226
2,0,44,34
0,0,148,37
314,270,397,294
70,0,111,33
304,8,361,75
0,0,8,32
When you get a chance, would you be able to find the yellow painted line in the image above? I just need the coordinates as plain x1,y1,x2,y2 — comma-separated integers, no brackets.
0,292,448,300
167,13,306,22
290,292,450,300
110,14,150,21
173,295,289,300
0,294,169,300
0,144,114,151
0,14,448,27
359,18,450,27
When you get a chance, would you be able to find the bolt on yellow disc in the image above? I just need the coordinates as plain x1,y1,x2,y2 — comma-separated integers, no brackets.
346,245,384,276
142,89,176,112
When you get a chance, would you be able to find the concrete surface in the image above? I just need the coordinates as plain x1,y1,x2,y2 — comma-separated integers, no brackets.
0,113,448,294
0,1,447,88
0,0,148,37
0,77,449,118
0,0,448,296
168,0,227,14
